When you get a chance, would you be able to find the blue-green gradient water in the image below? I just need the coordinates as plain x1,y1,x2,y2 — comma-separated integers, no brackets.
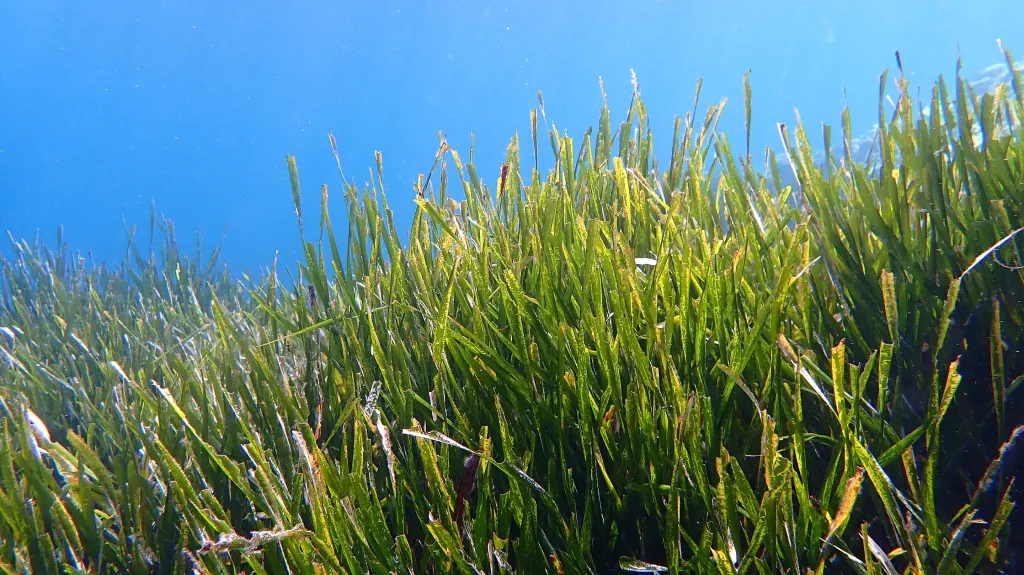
2,0,1022,273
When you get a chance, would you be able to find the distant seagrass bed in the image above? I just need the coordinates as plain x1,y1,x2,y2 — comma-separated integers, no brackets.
0,48,1022,574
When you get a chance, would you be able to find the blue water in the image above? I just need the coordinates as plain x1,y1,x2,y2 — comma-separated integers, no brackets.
2,0,1022,275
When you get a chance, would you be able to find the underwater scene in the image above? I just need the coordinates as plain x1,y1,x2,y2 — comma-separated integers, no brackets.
2,2,1024,573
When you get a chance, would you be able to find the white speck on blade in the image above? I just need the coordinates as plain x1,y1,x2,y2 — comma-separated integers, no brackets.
25,408,51,443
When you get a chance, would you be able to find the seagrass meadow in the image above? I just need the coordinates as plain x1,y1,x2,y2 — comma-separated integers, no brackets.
1,48,1024,575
